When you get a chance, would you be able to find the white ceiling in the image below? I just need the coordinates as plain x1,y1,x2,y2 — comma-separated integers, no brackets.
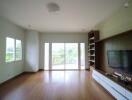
0,0,124,33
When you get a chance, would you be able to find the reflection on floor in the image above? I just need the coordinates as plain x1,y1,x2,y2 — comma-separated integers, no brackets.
52,64,85,70
0,71,115,100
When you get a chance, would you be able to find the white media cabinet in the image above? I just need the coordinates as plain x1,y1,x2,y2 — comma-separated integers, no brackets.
92,69,132,100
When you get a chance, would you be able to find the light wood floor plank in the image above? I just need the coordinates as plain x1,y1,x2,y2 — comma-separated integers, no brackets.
0,71,115,100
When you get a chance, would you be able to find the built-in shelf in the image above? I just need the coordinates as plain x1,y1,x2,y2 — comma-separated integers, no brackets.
90,54,95,56
89,49,95,51
92,69,132,100
88,54,95,56
89,60,95,63
88,31,99,69
89,43,95,45
89,37,95,40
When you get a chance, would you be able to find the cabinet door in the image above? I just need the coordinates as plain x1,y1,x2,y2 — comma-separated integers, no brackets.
125,89,132,100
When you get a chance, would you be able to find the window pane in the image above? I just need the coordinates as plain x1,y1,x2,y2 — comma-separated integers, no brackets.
65,43,78,69
52,43,64,70
44,43,49,70
16,40,22,60
80,43,85,69
6,37,15,62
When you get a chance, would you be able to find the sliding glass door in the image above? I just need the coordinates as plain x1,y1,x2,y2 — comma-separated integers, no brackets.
65,43,78,69
80,43,85,70
44,43,85,70
52,43,65,70
44,43,49,70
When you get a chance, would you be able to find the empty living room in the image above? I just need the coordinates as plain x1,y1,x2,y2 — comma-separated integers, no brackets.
0,0,132,100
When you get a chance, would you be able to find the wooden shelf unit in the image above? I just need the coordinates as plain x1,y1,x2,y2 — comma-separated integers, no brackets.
88,31,99,69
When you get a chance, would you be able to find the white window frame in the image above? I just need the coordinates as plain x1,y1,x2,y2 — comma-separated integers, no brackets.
5,37,22,63
15,39,22,61
5,37,15,62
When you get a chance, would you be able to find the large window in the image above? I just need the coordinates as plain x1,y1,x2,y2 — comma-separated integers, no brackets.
15,40,22,60
6,37,15,62
6,37,22,62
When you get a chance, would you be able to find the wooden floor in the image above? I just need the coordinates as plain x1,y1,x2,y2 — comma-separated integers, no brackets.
0,71,115,100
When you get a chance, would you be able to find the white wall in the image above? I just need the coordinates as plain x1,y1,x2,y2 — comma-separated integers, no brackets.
0,17,25,84
0,17,88,84
25,30,39,72
39,32,88,69
95,1,132,40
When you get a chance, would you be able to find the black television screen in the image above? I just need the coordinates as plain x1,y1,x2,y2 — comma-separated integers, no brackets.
107,50,132,73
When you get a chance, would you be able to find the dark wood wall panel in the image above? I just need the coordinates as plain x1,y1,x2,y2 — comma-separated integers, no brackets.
97,30,132,74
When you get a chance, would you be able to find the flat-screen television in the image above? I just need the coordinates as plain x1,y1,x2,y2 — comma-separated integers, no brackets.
107,50,132,73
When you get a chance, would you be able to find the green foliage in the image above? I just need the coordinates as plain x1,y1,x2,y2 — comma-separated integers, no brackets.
52,47,77,65
6,52,14,62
